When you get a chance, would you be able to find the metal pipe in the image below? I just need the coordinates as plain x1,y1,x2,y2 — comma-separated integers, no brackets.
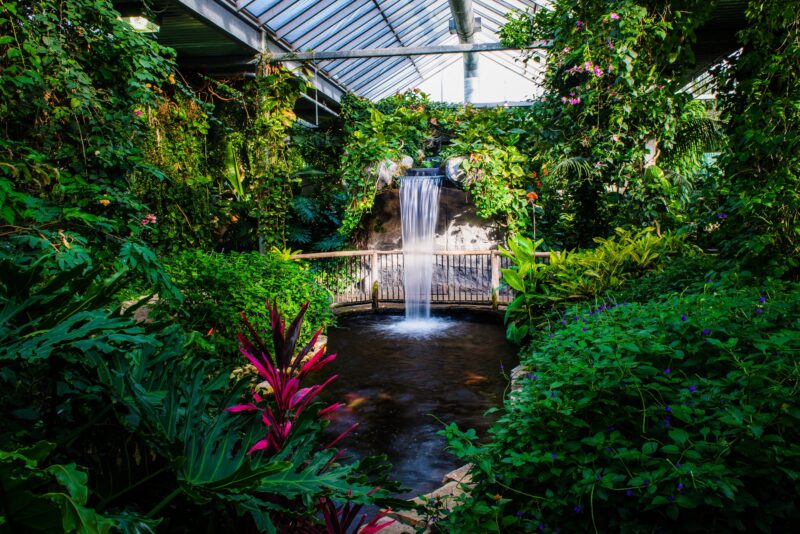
266,40,550,62
448,0,478,102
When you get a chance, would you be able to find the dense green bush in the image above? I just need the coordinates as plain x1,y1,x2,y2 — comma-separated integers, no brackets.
164,250,333,357
443,279,800,532
502,228,690,341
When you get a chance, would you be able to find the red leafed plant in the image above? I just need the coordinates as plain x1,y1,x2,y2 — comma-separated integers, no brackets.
226,301,355,454
319,494,396,534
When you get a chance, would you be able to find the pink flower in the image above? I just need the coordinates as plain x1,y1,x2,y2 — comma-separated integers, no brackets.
561,96,568,104
610,12,620,20
594,65,604,77
607,40,615,50
576,20,584,30
612,134,620,142
563,47,571,54
141,213,157,225
584,61,593,72
569,97,582,105
134,109,143,117
594,161,602,168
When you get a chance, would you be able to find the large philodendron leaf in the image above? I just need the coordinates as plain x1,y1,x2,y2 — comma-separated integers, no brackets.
0,443,116,534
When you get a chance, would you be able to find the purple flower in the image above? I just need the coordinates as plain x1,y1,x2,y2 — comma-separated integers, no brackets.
689,385,697,393
759,296,766,303
665,405,672,412
551,391,557,398
539,523,545,531
610,12,620,20
516,511,525,517
561,320,567,326
500,362,504,371
576,20,584,29
702,328,711,336
677,483,684,490
676,462,682,468
551,452,557,459
664,368,671,375
626,489,634,497
716,212,728,219
668,495,676,502
706,278,714,283
582,326,588,332
573,505,582,513
756,307,763,314
681,314,688,322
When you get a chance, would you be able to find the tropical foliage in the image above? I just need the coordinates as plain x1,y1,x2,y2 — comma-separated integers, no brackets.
443,276,800,532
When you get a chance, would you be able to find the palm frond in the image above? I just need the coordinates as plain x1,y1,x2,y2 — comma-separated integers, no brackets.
552,157,595,179
662,117,726,175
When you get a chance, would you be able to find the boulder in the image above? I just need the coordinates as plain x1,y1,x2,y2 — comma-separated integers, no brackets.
373,155,414,191
444,156,467,186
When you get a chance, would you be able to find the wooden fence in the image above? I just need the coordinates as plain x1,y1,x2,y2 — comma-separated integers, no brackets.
291,249,550,308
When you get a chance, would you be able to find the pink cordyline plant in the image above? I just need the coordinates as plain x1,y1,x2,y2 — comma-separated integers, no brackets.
226,301,355,454
319,493,396,534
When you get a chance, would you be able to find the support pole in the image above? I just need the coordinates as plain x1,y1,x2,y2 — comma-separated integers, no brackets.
448,0,479,103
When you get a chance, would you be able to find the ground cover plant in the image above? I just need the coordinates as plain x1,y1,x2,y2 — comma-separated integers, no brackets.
442,276,800,532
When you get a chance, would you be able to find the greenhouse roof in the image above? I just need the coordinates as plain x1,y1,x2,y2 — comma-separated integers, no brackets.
229,0,550,100
118,0,746,106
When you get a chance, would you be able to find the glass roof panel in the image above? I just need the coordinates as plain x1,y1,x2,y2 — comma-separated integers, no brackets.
245,0,550,101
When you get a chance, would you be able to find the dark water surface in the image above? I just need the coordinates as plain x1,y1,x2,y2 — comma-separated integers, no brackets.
313,311,518,497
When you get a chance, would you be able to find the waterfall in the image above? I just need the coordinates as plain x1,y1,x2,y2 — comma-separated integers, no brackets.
400,169,442,322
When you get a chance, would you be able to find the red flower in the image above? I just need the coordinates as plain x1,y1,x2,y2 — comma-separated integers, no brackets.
527,191,539,201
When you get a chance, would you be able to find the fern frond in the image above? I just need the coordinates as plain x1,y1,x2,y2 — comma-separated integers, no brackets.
291,196,319,224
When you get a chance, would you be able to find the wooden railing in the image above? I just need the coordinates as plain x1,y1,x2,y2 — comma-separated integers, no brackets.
292,249,551,308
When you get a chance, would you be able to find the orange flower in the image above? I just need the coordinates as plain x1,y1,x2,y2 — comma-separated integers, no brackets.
492,493,502,501
532,171,538,178
99,198,110,206
527,191,539,201
207,327,215,337
543,167,549,176
230,214,239,223
536,180,543,188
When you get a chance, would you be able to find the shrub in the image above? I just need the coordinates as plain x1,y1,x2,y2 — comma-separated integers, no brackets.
502,228,690,341
164,250,333,357
443,280,800,532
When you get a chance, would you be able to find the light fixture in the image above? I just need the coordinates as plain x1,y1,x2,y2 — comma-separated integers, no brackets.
121,16,159,33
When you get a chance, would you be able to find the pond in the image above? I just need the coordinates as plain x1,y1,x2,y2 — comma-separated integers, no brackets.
314,311,518,497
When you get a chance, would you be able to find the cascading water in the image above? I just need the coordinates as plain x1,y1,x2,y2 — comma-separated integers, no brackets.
400,168,442,324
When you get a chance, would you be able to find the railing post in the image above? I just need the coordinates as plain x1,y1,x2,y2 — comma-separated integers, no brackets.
490,251,500,309
371,251,379,310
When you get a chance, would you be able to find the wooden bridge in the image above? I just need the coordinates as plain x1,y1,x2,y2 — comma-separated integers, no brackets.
291,249,549,308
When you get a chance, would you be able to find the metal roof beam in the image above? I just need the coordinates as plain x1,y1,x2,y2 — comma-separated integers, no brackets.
175,0,262,51
266,40,551,61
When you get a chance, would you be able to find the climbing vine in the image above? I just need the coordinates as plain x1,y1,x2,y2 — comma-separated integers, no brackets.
338,91,456,239
501,0,717,245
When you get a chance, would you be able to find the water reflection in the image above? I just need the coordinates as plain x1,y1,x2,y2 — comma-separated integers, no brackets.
313,312,517,497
